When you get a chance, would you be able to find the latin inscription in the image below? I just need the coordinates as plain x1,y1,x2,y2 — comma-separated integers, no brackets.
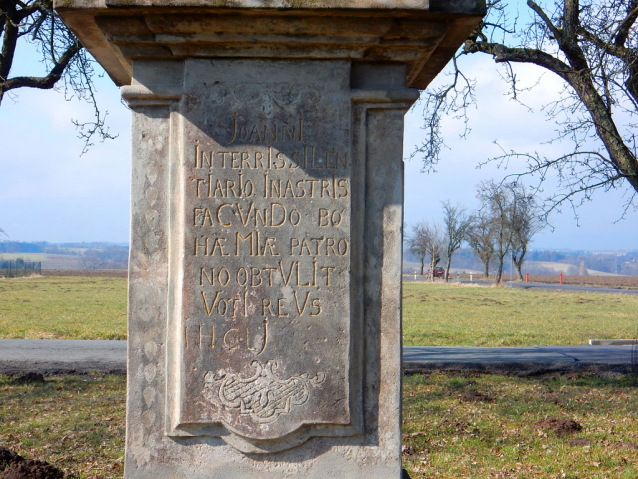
172,61,353,443
186,122,349,357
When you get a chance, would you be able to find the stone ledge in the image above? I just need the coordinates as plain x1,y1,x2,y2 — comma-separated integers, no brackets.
55,4,484,88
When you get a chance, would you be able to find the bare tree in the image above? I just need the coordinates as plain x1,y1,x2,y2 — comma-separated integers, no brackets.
441,201,472,281
467,214,495,279
1,0,114,152
407,222,429,275
414,0,638,214
424,223,445,281
477,180,516,284
509,184,544,280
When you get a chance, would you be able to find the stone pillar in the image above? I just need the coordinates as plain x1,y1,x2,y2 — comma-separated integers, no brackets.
54,3,484,478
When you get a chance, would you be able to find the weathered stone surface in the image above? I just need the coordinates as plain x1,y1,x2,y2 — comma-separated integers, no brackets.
166,59,361,452
54,1,484,477
55,3,484,89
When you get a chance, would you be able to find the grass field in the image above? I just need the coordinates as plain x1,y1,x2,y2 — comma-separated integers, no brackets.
1,276,638,345
0,375,125,479
402,372,638,478
403,282,638,347
1,372,637,478
0,276,127,340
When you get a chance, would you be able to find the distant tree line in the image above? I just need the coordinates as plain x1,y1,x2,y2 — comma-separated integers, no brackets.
0,241,128,270
406,181,544,284
80,247,128,270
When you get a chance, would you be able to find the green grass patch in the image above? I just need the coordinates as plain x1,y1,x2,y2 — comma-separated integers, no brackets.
3,276,638,345
0,276,127,339
403,282,638,346
0,374,126,479
402,372,638,478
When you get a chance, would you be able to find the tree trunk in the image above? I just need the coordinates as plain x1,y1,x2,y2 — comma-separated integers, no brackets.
444,255,452,282
513,246,527,281
483,261,489,278
420,257,425,276
514,258,524,281
494,255,505,284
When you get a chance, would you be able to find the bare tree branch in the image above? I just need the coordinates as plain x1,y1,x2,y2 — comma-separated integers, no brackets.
3,40,79,91
0,0,114,152
416,0,638,217
614,1,638,47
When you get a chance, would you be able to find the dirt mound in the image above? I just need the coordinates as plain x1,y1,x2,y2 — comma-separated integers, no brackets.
13,372,45,384
460,390,494,402
614,442,638,450
2,460,64,479
0,448,63,479
0,447,23,472
534,418,582,438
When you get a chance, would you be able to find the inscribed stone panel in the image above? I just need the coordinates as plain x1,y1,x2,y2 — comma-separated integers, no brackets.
167,60,354,445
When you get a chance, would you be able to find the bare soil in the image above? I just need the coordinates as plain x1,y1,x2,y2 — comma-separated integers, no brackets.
614,442,638,450
0,447,63,479
41,269,127,278
534,418,583,438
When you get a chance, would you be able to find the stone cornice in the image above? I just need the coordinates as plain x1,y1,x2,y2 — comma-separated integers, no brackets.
54,4,484,89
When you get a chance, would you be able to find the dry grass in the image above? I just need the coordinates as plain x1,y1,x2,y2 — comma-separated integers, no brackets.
0,276,127,340
2,372,637,479
402,372,638,478
0,374,126,479
403,282,638,346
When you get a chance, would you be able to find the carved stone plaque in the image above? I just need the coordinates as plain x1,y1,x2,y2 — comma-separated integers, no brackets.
167,60,358,451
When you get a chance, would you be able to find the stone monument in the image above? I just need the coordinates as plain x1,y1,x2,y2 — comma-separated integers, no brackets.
54,1,484,477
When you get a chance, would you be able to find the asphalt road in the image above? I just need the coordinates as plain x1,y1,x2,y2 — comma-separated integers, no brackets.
0,339,127,375
0,340,635,375
404,345,637,374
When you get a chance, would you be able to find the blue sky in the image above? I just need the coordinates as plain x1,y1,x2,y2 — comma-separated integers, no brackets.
1,50,637,250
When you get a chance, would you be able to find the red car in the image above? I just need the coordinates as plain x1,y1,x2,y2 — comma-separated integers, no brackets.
432,267,445,278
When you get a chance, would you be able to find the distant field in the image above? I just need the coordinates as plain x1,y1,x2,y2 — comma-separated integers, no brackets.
403,282,638,347
0,253,84,269
41,269,127,278
0,253,48,261
527,274,638,289
0,276,127,340
452,273,638,289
